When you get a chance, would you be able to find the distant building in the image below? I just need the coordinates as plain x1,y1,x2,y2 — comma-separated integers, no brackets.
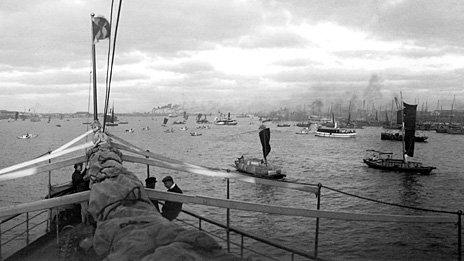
0,110,18,120
151,104,183,116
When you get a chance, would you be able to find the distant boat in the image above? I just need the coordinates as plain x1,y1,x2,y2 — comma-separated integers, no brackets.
196,113,209,124
164,128,174,133
17,133,38,139
30,116,41,122
105,103,118,126
234,128,285,180
315,114,356,138
214,113,237,125
296,122,311,127
295,128,310,134
180,126,188,131
381,131,428,142
162,117,168,126
55,124,61,127
364,101,436,174
277,123,290,127
190,132,202,136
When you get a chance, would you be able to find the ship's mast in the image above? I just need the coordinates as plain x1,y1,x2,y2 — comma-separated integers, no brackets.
90,13,98,122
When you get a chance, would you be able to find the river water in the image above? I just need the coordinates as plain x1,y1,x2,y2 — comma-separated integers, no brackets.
0,116,463,260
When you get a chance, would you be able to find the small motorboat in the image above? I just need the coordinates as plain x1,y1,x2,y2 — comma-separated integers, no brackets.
190,132,202,136
17,133,38,139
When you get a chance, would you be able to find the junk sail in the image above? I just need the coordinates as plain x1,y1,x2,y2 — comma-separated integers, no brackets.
403,102,417,157
163,117,168,125
259,128,271,162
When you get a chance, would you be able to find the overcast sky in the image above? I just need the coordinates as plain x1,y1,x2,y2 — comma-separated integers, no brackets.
1,0,463,113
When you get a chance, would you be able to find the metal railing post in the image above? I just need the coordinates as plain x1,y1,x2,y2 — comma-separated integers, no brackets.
1,222,3,261
291,252,294,261
198,218,202,231
458,210,462,261
240,235,244,258
47,151,52,233
314,183,322,258
48,151,52,195
226,178,230,252
56,208,60,246
26,212,30,245
146,150,150,179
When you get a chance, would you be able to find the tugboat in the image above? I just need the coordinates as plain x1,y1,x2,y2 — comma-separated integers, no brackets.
315,113,356,138
234,128,286,180
364,100,436,174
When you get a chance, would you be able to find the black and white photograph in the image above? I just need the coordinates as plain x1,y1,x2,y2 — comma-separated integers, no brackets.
0,0,463,260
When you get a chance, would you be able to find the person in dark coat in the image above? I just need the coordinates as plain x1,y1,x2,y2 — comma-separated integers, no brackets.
161,176,183,221
72,163,89,193
145,177,160,212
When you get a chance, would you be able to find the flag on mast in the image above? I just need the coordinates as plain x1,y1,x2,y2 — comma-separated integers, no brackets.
92,16,110,43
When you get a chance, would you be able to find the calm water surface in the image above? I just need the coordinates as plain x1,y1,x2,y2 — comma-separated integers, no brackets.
0,116,463,260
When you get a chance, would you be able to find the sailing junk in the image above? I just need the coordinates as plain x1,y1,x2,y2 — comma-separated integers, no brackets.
234,128,285,179
363,102,436,174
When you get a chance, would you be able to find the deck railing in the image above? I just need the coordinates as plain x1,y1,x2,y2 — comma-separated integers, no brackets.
0,188,461,260
0,210,49,260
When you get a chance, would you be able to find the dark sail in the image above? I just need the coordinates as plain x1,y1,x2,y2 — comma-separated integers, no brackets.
259,128,271,161
111,108,115,123
403,102,417,157
347,101,351,124
163,117,168,125
396,110,402,124
197,113,202,121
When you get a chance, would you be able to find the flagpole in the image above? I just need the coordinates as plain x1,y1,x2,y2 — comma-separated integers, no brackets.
91,13,98,122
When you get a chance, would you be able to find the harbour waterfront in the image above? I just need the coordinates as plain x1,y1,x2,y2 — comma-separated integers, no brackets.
0,116,463,260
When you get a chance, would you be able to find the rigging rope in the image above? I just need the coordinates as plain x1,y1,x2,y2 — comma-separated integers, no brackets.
321,185,457,215
102,0,115,131
102,0,123,132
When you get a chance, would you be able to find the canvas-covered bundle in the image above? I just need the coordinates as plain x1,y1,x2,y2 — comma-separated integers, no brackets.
85,139,242,260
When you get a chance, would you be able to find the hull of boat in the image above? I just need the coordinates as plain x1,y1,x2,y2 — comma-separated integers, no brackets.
214,121,237,125
315,131,356,138
380,133,428,142
363,158,435,174
234,158,285,179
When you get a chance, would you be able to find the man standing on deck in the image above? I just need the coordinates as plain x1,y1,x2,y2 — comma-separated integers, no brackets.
145,177,160,212
161,176,183,221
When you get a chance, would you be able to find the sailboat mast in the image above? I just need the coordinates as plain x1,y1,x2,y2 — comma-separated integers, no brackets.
450,94,455,123
90,14,98,122
400,92,405,160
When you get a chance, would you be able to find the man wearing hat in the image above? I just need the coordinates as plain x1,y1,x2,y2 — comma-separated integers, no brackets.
161,175,183,221
145,177,160,212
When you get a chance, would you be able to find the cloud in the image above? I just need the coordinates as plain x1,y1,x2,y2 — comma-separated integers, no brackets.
238,30,308,49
